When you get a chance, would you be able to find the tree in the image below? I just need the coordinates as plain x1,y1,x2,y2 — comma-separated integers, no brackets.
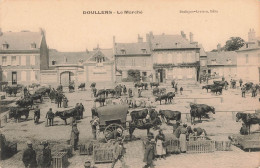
224,37,245,51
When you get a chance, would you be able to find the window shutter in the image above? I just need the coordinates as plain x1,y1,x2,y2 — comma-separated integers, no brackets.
7,56,11,65
16,56,19,65
21,56,26,66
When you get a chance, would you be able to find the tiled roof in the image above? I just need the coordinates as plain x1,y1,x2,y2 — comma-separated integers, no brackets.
0,31,42,50
49,49,91,65
114,42,151,56
150,34,198,50
206,51,237,66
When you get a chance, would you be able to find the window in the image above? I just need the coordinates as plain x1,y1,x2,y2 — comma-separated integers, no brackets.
141,49,147,54
30,55,35,65
121,49,126,54
21,56,26,66
31,43,36,49
30,71,36,81
52,61,56,65
11,56,16,65
245,54,249,64
21,71,27,81
2,43,9,50
2,56,7,66
157,54,163,64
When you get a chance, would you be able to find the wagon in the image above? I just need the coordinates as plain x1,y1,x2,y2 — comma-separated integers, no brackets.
96,104,130,142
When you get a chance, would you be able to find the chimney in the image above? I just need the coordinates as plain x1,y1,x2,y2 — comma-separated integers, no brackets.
217,43,221,52
181,31,185,38
138,34,143,43
189,32,193,43
113,36,116,45
248,28,256,42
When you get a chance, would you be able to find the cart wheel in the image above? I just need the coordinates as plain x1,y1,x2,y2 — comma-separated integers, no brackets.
104,123,125,142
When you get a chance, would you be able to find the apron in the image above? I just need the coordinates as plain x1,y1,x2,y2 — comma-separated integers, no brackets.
179,134,187,152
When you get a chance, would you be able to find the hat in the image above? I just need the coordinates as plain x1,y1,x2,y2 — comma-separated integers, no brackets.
27,140,32,145
117,128,122,134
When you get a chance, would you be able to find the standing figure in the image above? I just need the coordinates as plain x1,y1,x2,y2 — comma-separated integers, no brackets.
39,141,52,168
171,80,175,88
90,117,99,140
128,88,133,98
57,93,63,108
138,89,142,98
111,137,126,168
22,141,37,168
34,105,40,124
155,129,166,160
63,97,68,108
24,87,28,97
174,83,178,93
79,103,85,119
180,87,183,95
241,85,246,98
46,108,54,126
230,79,233,89
70,123,80,150
143,133,155,168
252,85,256,97
179,124,187,153
239,79,243,87
123,85,127,95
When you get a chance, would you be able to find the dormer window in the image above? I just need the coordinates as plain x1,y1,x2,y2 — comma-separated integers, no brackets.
2,43,9,50
52,60,56,65
31,43,36,49
141,48,147,54
120,49,126,54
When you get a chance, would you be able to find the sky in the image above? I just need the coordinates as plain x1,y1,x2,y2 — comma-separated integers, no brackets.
0,0,259,52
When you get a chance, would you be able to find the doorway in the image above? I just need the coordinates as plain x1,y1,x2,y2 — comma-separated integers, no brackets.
12,72,17,85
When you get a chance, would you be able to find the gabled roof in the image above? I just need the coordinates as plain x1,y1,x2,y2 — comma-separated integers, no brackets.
114,42,151,56
86,48,114,62
0,31,43,50
49,49,91,65
150,34,198,50
206,51,237,66
199,44,207,56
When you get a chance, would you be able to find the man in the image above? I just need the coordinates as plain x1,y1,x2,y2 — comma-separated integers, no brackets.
239,79,243,87
180,87,183,95
90,116,99,140
70,123,79,150
123,85,127,95
111,137,126,168
252,85,257,97
34,105,40,124
46,108,54,126
240,123,248,135
57,93,63,108
175,83,178,93
62,97,68,108
24,87,28,97
75,103,80,120
0,130,7,160
22,141,37,168
171,80,175,88
241,85,246,98
138,89,142,98
128,88,133,98
143,133,155,168
39,141,52,168
79,103,85,119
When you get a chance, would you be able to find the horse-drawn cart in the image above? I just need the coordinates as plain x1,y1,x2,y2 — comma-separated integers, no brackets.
96,104,130,142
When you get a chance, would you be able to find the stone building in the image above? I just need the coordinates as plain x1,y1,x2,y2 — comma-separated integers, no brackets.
0,29,49,85
146,31,201,83
114,35,153,82
236,29,260,83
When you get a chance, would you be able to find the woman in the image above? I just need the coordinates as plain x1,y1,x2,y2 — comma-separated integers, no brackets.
155,129,166,160
179,124,187,153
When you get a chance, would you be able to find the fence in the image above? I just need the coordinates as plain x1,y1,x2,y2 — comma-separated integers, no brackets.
93,143,114,163
166,139,180,153
52,152,68,168
186,136,215,154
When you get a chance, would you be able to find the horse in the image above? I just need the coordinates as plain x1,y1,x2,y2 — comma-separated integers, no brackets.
236,112,260,134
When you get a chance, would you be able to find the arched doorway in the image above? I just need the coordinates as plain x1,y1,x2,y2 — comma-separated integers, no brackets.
60,71,74,87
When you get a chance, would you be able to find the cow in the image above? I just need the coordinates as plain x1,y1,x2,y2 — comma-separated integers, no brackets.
190,103,215,124
213,81,225,87
55,108,78,125
106,89,116,97
155,94,168,105
134,83,148,90
90,82,96,88
159,110,181,124
78,83,85,90
35,87,50,96
210,86,223,95
69,84,75,92
166,92,175,103
94,97,106,106
16,98,33,108
29,93,43,103
130,109,149,122
9,107,29,122
96,89,106,97
150,82,159,89
236,112,260,134
202,85,215,92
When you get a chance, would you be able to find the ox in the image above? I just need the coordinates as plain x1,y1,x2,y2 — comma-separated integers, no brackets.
159,110,181,124
9,107,29,122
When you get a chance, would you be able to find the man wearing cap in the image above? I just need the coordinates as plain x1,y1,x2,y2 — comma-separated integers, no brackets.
111,137,126,168
70,123,80,150
39,141,52,168
46,108,54,126
34,105,40,124
143,133,155,168
22,141,37,168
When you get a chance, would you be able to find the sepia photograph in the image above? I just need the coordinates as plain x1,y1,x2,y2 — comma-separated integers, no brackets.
0,0,259,167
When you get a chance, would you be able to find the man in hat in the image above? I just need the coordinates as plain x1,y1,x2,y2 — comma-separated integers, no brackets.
240,123,248,135
90,116,99,140
46,108,54,126
34,105,40,124
111,137,126,168
22,140,37,168
110,128,123,140
143,132,155,168
39,141,52,168
70,123,80,150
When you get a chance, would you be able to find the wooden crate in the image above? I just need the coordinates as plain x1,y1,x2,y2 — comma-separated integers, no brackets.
93,143,114,163
215,141,232,151
52,152,68,168
186,140,215,154
166,139,180,153
59,145,73,158
79,144,93,155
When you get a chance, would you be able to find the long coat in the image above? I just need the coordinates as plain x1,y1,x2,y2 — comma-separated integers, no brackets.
143,140,154,165
70,126,79,145
39,147,52,168
22,147,37,168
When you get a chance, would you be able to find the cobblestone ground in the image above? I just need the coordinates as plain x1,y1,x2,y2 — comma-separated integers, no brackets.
0,80,259,168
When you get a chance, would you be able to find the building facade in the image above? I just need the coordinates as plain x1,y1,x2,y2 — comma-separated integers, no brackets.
114,35,153,82
0,29,49,85
146,31,201,83
236,29,260,83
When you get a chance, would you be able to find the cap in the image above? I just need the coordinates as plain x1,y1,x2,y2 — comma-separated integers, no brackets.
27,140,32,145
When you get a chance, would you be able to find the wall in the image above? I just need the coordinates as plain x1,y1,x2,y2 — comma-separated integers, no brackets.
40,70,58,87
85,63,114,82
